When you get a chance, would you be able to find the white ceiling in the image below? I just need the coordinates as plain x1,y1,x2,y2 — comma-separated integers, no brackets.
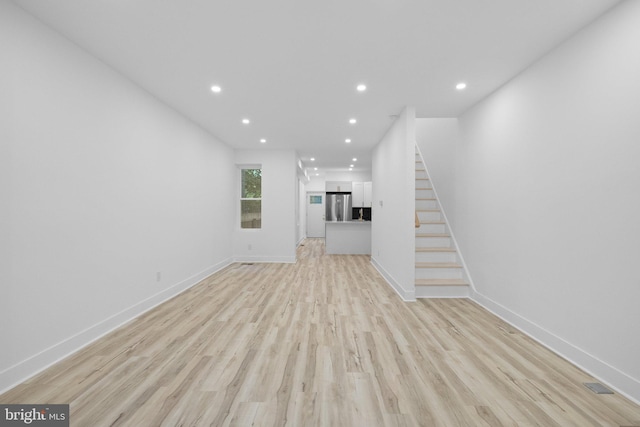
12,0,619,176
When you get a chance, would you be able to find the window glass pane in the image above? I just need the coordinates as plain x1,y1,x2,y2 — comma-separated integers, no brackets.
241,200,261,229
310,195,322,204
241,169,261,198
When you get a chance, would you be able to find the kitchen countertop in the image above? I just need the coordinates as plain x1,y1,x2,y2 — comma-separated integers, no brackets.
325,220,371,224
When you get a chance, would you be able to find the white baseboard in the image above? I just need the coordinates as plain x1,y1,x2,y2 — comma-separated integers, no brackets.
233,255,296,263
471,289,640,405
0,258,233,395
415,285,470,298
371,257,415,301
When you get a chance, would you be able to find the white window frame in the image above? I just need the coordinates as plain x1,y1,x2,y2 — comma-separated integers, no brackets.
238,165,262,230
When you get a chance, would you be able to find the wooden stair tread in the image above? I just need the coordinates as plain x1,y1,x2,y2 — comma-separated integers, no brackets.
416,233,450,238
416,178,429,181
416,262,463,268
416,209,441,212
417,220,445,224
416,198,437,201
415,247,455,252
416,187,433,190
415,279,468,286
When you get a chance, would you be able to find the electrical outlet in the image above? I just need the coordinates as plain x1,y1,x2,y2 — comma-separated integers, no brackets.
156,272,161,282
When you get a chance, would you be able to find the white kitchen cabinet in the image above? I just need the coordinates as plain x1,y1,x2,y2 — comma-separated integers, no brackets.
352,182,364,207
325,181,352,192
352,181,372,207
364,181,372,207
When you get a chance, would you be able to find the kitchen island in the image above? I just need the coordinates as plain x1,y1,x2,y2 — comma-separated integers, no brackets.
325,220,371,255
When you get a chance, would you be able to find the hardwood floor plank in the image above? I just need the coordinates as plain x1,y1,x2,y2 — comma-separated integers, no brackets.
1,238,639,426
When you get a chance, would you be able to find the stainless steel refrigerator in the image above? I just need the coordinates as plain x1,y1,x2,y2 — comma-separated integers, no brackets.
325,193,352,221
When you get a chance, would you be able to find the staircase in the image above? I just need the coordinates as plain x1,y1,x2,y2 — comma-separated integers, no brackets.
415,148,470,297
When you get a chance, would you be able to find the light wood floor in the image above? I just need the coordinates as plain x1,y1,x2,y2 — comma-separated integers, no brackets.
2,238,639,426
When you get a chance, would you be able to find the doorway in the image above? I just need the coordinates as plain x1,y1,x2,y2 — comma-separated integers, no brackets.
306,191,325,238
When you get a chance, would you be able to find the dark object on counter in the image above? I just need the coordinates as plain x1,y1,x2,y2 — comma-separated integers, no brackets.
352,207,372,221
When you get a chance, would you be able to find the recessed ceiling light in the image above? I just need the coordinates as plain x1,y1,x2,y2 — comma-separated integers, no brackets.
242,118,250,124
456,82,467,90
350,164,354,168
310,157,315,161
260,139,266,143
210,85,222,93
315,173,319,176
314,167,318,171
352,158,357,162
349,118,357,124
345,138,351,143
356,84,367,92
349,168,353,171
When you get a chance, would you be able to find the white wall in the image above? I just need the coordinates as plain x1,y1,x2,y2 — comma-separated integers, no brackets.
415,118,458,223
305,177,325,192
0,15,10,362
0,2,235,393
297,179,307,245
325,171,373,183
371,107,416,300
296,160,309,245
453,0,640,402
233,150,297,262
305,171,373,194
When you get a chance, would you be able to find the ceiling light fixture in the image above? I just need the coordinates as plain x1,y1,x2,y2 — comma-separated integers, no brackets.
210,85,222,93
349,118,357,124
456,82,467,90
242,118,250,124
352,158,357,162
350,164,354,168
356,84,367,92
345,138,351,143
260,138,266,143
349,168,353,171
310,157,315,161
314,167,318,171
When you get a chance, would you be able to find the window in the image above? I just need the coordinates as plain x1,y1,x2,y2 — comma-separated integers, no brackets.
240,168,261,229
